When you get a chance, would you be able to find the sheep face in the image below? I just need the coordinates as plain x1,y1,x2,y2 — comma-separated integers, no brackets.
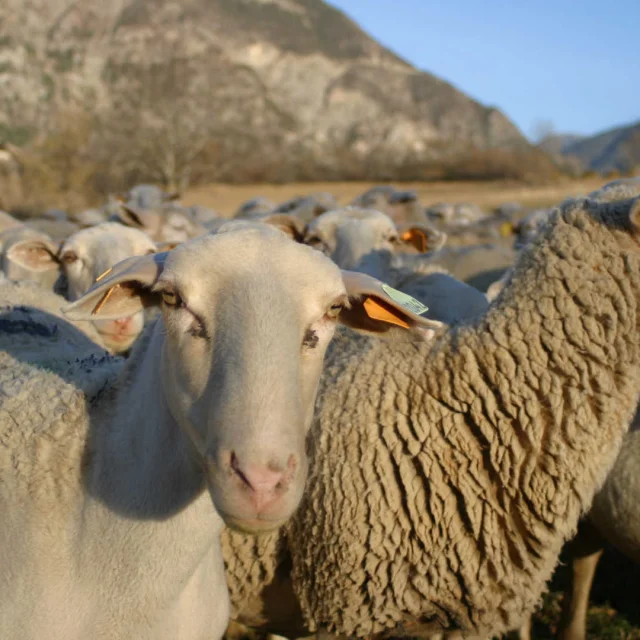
115,203,204,243
58,222,157,353
64,224,441,533
305,207,445,279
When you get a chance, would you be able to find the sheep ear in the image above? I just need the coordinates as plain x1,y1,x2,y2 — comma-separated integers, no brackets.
63,252,168,320
6,239,60,273
398,225,447,253
116,204,151,230
339,270,445,340
262,214,307,243
156,241,181,252
629,198,640,231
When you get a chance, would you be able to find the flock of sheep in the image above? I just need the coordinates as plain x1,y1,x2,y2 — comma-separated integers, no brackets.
1,177,640,640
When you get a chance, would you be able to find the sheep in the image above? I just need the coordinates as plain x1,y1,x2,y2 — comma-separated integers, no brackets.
351,187,426,226
0,278,107,351
221,184,640,639
554,421,640,640
72,207,110,228
421,243,518,293
0,222,436,640
234,197,277,219
24,217,80,243
0,225,61,290
425,202,485,227
113,202,205,243
57,222,159,353
384,261,489,324
273,193,339,224
0,209,22,233
121,183,181,209
303,207,446,280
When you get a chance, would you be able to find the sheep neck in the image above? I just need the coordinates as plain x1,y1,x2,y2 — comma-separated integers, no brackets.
87,322,211,522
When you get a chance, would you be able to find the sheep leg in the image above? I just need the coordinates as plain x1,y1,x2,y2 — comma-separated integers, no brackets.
558,519,605,640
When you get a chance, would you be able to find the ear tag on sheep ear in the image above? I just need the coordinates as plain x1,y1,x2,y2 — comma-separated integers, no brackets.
363,298,410,329
92,285,118,315
499,222,514,237
381,284,429,316
401,229,427,253
95,267,113,282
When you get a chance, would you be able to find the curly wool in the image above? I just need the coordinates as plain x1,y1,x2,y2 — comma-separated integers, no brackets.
224,190,640,638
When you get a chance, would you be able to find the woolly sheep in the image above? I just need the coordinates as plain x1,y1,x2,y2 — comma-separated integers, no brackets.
423,243,517,292
121,183,181,209
113,202,205,243
57,222,159,353
351,186,425,226
25,218,80,243
554,422,640,640
0,210,22,233
222,185,640,638
304,207,446,279
273,193,339,224
233,197,277,219
0,278,107,351
0,225,61,290
0,223,435,640
425,202,485,227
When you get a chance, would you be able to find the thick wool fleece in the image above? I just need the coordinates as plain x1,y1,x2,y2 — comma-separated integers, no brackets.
223,191,640,638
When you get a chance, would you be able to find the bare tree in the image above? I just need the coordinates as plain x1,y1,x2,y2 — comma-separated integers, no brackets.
98,43,223,192
530,118,556,144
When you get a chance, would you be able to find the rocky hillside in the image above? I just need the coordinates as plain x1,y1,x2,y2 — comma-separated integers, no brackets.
540,122,640,174
0,0,547,185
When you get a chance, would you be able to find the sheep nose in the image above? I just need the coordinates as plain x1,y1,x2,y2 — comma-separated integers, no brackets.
230,452,296,512
114,317,131,329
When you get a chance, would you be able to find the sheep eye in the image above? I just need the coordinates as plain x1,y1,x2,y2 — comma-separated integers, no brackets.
161,290,181,307
306,236,324,248
61,251,78,265
326,302,344,319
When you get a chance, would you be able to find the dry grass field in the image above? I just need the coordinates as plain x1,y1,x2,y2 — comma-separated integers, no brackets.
182,177,611,216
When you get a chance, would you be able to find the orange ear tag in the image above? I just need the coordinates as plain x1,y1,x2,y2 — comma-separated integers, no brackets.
401,229,427,252
363,297,410,329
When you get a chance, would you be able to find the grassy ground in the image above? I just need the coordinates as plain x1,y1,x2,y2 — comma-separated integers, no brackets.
182,177,610,217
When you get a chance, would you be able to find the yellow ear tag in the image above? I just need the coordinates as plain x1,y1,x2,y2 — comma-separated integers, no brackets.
92,285,118,315
499,222,514,237
95,267,113,282
363,298,410,329
381,284,429,316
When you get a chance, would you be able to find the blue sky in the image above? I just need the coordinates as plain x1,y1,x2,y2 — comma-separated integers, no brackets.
327,1,640,140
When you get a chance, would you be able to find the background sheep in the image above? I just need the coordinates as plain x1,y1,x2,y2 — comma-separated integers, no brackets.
222,185,640,639
303,207,445,278
57,222,159,352
113,202,205,243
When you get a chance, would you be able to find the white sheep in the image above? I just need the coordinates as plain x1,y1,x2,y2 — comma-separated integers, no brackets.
304,206,446,279
0,225,61,290
58,222,159,353
114,202,205,243
0,222,439,639
222,184,640,639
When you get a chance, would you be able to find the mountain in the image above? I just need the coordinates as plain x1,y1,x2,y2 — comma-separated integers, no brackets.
0,0,549,185
540,122,640,174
